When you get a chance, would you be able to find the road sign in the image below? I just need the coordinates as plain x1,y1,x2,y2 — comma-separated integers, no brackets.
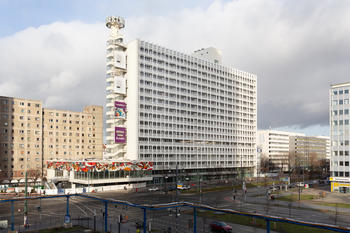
64,215,71,224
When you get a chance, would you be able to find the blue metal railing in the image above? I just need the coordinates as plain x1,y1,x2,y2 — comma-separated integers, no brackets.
1,193,350,233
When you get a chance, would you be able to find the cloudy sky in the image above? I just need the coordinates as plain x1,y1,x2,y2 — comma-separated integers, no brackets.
1,0,350,136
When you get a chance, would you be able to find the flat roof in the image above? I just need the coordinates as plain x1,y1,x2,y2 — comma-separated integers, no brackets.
0,96,42,103
331,82,350,88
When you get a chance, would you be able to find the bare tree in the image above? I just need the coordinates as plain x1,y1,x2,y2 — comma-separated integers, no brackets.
0,170,7,186
260,155,270,174
288,152,301,183
28,170,41,185
260,155,270,188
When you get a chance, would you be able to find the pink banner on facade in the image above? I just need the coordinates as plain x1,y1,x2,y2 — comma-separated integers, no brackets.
115,127,126,143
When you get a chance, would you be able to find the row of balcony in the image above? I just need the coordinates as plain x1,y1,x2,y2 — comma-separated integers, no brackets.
139,63,256,90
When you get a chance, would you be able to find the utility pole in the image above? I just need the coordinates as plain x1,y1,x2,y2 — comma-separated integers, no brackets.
24,145,28,217
164,173,168,194
175,164,179,202
24,152,28,228
199,177,202,204
175,163,179,233
232,176,235,203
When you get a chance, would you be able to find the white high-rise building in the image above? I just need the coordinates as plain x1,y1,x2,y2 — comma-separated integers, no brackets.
105,16,257,179
330,83,350,193
257,130,329,172
257,130,305,172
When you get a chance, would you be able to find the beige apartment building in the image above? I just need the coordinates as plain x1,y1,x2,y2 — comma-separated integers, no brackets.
289,135,328,169
0,97,43,180
42,106,103,163
0,96,103,181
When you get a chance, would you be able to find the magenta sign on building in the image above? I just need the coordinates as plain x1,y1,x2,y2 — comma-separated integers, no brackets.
115,127,126,143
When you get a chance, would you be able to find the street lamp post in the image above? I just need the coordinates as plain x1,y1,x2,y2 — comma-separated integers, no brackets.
164,174,168,194
24,150,29,228
199,177,202,204
175,164,179,202
24,170,28,212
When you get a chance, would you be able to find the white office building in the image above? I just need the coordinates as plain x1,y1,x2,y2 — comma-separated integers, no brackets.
330,83,350,193
316,136,331,160
258,130,330,172
105,16,257,181
257,130,305,172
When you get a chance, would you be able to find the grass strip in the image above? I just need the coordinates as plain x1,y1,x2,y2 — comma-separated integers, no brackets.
196,211,338,233
312,202,350,209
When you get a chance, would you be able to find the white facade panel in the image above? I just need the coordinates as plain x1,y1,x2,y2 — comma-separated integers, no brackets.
125,40,140,161
330,83,350,191
114,76,126,94
114,51,126,69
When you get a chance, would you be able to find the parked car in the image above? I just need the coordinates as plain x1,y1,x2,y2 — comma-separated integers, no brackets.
210,221,232,232
148,187,159,192
167,186,176,191
168,208,181,216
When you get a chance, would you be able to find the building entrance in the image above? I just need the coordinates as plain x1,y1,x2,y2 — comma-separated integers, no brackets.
339,186,350,193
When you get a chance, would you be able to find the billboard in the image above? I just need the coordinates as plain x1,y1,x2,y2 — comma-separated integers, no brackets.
114,75,126,94
115,101,126,119
115,127,126,143
114,51,126,69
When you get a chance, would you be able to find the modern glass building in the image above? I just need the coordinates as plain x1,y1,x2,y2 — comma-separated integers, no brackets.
330,83,350,192
105,16,257,181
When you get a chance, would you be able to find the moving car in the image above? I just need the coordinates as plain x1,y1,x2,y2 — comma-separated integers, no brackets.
148,187,159,192
210,221,232,232
177,185,191,190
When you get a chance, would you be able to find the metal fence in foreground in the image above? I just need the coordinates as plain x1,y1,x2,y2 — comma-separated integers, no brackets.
0,193,350,233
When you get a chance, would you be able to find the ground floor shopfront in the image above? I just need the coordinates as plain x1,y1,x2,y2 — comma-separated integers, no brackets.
330,176,350,193
331,181,350,193
149,167,255,186
46,160,153,191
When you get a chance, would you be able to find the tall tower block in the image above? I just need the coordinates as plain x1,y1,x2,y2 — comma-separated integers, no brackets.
105,16,127,158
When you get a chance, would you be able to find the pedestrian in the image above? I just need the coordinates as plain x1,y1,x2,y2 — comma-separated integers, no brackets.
136,227,140,233
233,195,236,201
24,214,28,228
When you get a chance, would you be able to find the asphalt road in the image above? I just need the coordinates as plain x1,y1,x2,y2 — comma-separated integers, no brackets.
0,186,348,232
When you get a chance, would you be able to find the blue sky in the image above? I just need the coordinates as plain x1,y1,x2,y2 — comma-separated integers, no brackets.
1,0,349,136
0,0,215,37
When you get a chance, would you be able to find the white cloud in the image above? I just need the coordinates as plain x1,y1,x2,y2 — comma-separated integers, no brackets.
0,21,107,110
1,0,350,134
